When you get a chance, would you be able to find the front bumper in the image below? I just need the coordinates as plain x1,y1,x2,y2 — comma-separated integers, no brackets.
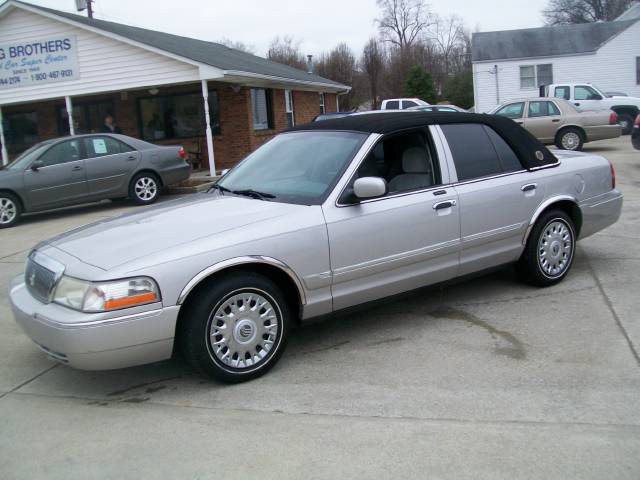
9,276,179,370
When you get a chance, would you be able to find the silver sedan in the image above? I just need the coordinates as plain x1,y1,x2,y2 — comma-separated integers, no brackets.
9,112,622,383
0,133,191,228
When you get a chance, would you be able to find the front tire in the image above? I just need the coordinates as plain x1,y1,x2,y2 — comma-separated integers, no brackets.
129,172,160,205
0,193,21,229
517,210,576,287
180,272,291,383
556,128,584,151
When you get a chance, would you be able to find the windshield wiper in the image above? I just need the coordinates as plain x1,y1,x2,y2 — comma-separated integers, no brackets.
231,189,276,200
209,184,232,195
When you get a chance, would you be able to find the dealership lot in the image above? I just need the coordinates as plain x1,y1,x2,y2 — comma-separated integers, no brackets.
0,136,639,479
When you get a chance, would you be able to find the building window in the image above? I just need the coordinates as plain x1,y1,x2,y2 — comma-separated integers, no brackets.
251,88,273,131
3,111,38,154
319,93,326,114
285,89,295,127
57,101,114,136
138,91,220,141
520,64,553,89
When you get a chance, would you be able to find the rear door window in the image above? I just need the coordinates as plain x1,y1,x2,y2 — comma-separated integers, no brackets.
554,86,570,100
441,124,522,181
528,101,560,117
385,100,400,109
495,102,525,119
84,137,134,158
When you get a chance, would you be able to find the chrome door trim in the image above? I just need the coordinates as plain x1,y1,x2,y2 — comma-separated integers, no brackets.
177,255,307,306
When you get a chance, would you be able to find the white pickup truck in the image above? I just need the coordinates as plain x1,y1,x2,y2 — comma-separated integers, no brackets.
540,83,640,134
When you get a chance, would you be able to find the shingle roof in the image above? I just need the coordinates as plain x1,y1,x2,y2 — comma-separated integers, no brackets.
11,1,347,90
472,19,637,62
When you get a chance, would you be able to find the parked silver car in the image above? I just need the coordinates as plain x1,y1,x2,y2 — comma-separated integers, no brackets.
0,134,191,228
10,112,622,383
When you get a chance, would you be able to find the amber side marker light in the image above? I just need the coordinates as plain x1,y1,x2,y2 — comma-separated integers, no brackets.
104,292,158,310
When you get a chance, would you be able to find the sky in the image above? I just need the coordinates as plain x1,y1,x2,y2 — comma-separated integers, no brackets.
4,0,548,57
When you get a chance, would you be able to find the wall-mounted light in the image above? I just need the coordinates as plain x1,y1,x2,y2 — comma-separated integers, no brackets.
148,88,160,95
230,84,242,93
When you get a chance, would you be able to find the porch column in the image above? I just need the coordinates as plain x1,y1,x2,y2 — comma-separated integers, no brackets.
336,94,340,112
65,96,75,136
0,106,8,166
201,80,216,177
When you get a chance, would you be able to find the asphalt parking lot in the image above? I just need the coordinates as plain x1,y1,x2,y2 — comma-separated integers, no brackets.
0,136,639,479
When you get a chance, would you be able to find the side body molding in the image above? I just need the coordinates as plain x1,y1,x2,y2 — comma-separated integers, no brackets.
176,256,307,305
522,195,579,245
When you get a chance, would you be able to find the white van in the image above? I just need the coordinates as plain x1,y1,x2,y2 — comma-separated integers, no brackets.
380,98,430,110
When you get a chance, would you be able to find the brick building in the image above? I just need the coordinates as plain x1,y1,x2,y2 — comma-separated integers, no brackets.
0,1,349,173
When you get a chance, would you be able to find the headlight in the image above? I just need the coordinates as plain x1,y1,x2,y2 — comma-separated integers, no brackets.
53,276,161,312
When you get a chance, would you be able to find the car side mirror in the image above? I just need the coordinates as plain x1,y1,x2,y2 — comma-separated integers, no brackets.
31,160,44,171
353,177,387,200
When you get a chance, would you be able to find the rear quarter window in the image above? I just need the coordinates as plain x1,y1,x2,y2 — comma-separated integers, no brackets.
441,124,522,181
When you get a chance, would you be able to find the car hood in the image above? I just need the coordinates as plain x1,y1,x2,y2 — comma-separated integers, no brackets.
43,194,308,270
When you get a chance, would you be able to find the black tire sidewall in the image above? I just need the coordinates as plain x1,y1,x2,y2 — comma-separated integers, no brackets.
556,128,583,151
180,272,291,383
0,193,21,229
518,210,576,287
129,172,160,205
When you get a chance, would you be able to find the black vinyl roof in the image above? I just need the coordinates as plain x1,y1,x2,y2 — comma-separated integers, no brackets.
289,111,558,170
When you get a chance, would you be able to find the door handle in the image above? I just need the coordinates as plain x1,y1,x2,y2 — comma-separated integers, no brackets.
71,165,83,171
127,155,136,161
433,200,456,210
552,119,560,123
574,103,580,107
521,183,537,192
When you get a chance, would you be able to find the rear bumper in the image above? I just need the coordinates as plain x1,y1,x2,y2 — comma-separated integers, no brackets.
9,276,179,370
578,190,623,239
584,124,622,142
160,163,191,186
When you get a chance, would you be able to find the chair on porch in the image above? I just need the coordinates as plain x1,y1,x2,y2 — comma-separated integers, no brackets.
187,134,205,171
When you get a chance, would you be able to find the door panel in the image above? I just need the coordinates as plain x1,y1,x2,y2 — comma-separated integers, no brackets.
324,189,460,311
524,101,563,143
23,140,87,210
83,137,139,198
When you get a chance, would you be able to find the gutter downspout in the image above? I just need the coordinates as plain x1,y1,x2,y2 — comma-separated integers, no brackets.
0,106,8,166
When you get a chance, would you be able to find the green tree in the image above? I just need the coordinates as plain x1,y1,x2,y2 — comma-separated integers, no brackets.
442,70,473,109
403,65,436,103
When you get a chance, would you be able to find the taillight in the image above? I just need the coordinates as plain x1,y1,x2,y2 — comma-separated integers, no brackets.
635,114,640,127
178,147,186,159
609,160,616,190
609,111,618,125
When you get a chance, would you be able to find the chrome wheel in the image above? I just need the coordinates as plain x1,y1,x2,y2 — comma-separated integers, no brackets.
134,176,158,201
561,132,580,150
0,197,17,225
207,289,280,370
537,219,573,278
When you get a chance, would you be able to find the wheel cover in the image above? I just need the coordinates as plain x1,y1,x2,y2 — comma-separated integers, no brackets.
619,119,630,130
561,132,580,150
537,219,574,278
134,177,157,201
0,197,17,225
207,289,280,371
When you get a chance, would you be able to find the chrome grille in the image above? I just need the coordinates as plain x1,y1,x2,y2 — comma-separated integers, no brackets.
25,253,64,303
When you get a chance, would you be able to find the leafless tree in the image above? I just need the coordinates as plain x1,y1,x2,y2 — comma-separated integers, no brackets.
543,0,635,24
361,38,384,109
315,43,357,109
267,36,306,70
217,37,255,54
376,0,434,51
430,14,465,77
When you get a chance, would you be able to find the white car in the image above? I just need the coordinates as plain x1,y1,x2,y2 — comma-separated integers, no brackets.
380,98,430,110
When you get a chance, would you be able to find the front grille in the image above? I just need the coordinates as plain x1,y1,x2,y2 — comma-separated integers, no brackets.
25,256,59,303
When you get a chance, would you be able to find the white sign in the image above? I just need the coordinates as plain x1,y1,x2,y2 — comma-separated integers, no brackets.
0,36,79,90
92,138,107,154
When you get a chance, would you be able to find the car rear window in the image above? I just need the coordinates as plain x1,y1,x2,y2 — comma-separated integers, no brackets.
441,123,522,181
385,100,400,109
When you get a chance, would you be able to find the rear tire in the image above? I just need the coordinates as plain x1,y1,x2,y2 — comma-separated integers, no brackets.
129,172,160,205
0,193,21,229
180,272,291,383
517,210,576,287
555,128,584,151
617,114,634,136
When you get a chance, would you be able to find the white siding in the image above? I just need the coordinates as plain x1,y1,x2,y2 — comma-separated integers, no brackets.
473,21,640,113
0,8,200,105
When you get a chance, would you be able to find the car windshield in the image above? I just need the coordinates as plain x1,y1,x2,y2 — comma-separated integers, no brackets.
217,131,367,205
3,143,50,170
